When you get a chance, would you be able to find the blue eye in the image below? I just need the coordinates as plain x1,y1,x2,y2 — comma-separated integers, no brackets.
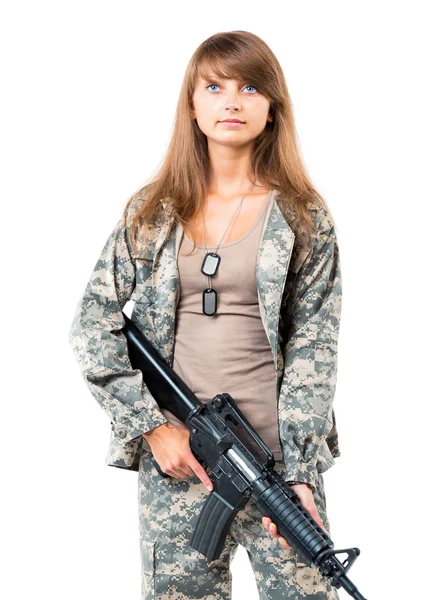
206,83,258,93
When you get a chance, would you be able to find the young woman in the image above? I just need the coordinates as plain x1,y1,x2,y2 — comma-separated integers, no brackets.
69,30,342,599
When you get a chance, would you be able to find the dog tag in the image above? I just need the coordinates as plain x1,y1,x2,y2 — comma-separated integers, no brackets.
201,252,221,277
202,288,217,315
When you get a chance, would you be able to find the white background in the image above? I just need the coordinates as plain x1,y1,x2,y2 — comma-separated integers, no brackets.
1,2,437,599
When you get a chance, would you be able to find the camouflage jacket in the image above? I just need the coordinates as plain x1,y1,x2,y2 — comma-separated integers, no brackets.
68,189,342,491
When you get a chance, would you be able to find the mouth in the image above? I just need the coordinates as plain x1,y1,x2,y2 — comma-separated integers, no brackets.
219,119,245,128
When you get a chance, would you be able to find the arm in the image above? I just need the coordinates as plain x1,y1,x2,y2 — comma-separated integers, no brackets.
278,208,342,492
68,200,169,442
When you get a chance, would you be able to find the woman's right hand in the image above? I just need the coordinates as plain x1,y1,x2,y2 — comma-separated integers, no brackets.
143,423,214,492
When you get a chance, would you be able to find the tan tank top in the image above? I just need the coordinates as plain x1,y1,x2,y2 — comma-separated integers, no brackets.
155,189,283,460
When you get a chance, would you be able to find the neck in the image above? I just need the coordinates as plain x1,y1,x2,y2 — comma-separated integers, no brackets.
207,141,262,197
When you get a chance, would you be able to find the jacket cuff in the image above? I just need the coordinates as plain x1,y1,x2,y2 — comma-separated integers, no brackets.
111,408,169,443
283,461,318,493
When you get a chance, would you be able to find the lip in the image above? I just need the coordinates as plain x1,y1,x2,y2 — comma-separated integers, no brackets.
219,119,245,128
220,119,244,123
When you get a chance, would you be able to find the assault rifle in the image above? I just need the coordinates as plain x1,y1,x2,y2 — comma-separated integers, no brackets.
122,313,367,599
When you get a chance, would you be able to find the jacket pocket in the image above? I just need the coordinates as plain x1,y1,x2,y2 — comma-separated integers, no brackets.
140,539,155,599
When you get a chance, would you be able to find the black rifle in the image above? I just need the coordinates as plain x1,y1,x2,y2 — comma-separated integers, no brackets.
122,313,367,599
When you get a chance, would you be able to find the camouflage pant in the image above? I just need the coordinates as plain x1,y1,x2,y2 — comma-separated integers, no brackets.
138,449,340,600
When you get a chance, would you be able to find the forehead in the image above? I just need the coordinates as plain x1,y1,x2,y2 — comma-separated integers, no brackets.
196,61,245,83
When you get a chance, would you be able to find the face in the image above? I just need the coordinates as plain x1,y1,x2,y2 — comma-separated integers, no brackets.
191,72,273,149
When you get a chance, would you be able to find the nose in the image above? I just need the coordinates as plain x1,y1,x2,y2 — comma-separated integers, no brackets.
224,101,241,112
224,87,241,111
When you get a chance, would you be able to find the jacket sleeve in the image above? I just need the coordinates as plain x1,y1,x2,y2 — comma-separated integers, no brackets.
68,202,169,442
278,210,342,492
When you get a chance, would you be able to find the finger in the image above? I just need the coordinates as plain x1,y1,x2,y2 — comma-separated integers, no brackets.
165,468,186,478
174,464,202,479
262,517,276,536
187,458,214,491
152,460,182,479
181,465,198,478
264,512,329,541
319,521,330,536
162,462,194,479
265,521,291,548
262,517,285,536
262,517,272,529
307,506,330,536
309,510,328,535
263,517,279,538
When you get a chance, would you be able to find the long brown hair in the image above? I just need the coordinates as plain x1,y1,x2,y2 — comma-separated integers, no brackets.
125,30,335,256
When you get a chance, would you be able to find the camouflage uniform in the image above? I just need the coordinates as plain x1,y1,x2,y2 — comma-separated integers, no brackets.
138,451,340,599
69,188,342,598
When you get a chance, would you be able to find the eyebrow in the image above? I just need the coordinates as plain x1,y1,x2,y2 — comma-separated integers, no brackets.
203,74,246,84
203,73,225,80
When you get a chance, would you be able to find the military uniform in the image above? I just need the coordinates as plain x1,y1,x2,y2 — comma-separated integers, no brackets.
68,187,342,598
138,452,340,599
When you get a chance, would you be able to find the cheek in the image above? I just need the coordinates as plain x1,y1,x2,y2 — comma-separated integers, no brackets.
250,112,271,130
196,114,216,135
246,99,270,122
196,103,218,126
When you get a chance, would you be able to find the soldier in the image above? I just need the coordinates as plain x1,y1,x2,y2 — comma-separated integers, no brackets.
69,30,342,599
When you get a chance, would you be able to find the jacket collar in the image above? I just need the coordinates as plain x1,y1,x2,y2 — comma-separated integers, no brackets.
155,190,294,261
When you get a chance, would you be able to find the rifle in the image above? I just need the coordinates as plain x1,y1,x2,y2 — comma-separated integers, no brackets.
122,313,367,599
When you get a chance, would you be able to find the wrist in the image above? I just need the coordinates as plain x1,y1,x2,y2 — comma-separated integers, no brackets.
143,422,169,440
289,481,312,491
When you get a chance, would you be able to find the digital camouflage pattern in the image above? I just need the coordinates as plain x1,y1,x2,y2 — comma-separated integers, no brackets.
68,188,342,492
138,450,340,599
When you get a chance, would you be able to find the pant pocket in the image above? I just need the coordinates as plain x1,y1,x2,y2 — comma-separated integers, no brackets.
140,539,155,599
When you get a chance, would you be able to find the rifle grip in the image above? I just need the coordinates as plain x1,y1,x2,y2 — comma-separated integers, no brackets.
190,491,238,562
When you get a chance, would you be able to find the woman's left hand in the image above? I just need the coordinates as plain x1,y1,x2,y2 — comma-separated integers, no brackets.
262,483,329,549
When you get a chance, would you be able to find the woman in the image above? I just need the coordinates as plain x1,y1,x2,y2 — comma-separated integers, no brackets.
69,30,342,599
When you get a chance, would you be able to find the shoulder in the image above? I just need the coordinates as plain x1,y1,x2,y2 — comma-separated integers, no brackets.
275,189,335,238
121,184,171,257
123,185,152,221
306,197,336,238
125,184,171,223
285,196,338,277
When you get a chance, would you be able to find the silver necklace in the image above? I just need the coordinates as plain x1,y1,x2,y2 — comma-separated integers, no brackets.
201,183,254,316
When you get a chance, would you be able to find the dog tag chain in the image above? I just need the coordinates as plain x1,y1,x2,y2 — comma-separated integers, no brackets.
201,183,254,316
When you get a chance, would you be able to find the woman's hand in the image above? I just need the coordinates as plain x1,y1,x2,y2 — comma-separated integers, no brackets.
143,423,214,492
262,483,329,549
